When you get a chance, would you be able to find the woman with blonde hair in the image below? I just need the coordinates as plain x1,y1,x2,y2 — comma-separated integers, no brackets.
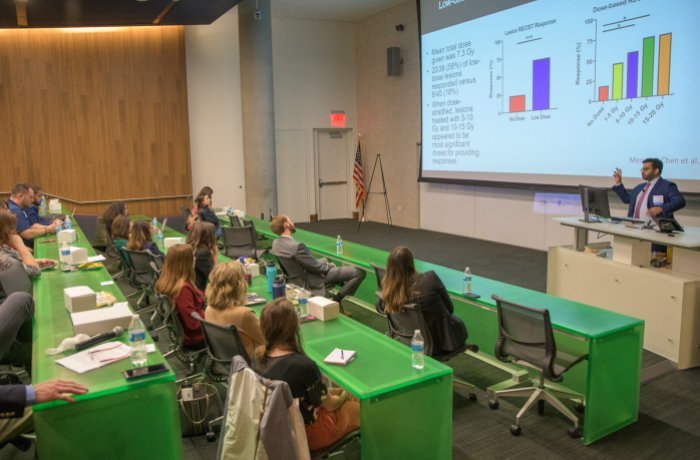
256,298,360,451
381,246,467,355
127,220,164,257
204,261,263,360
155,244,205,350
187,221,218,291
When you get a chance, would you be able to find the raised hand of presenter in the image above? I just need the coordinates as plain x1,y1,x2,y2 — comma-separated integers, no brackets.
613,167,622,185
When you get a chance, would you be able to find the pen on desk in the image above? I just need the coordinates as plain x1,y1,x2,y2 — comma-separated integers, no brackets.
341,349,344,360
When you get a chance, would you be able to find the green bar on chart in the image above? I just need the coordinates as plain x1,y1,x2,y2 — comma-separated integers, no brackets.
612,63,624,100
641,36,655,97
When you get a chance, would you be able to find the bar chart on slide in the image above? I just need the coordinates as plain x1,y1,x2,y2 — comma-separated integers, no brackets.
589,14,673,103
507,58,552,113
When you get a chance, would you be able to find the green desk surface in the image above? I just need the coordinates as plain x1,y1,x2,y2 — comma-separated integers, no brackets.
32,224,176,411
248,217,644,340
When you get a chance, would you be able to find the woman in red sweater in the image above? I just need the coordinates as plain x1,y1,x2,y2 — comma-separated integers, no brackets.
154,244,205,350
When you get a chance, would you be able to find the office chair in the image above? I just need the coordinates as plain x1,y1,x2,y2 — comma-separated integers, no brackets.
489,295,587,438
221,226,260,260
370,263,386,315
310,429,361,460
229,215,243,227
157,293,206,377
385,303,478,400
191,312,251,441
123,249,163,311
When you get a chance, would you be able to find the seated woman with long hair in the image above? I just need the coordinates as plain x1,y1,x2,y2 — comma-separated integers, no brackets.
204,261,263,360
187,221,218,291
154,244,205,350
110,214,131,251
0,209,43,278
256,298,360,451
100,201,128,244
195,192,222,239
127,220,164,257
381,246,466,355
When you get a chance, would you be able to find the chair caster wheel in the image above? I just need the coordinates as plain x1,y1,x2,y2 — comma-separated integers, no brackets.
568,427,582,439
488,400,499,410
510,425,522,436
206,432,217,442
575,403,585,414
469,393,477,401
537,400,545,415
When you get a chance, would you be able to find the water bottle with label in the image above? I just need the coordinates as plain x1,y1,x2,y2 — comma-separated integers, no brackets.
64,215,72,230
298,291,308,317
156,228,164,247
411,329,425,370
59,242,71,271
463,267,472,295
39,197,47,217
128,314,148,367
336,235,343,255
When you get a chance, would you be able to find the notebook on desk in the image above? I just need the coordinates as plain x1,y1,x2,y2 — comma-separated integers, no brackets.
246,293,266,305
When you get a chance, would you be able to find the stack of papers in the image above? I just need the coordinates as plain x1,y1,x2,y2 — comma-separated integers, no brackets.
56,342,132,374
323,348,356,366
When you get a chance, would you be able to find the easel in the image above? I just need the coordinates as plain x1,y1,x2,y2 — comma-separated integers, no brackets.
357,153,392,231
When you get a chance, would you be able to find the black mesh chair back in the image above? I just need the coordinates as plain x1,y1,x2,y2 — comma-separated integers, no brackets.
157,293,205,374
276,255,311,290
229,215,243,227
124,249,161,288
370,263,386,315
492,295,559,380
221,226,257,260
191,312,251,382
385,304,435,355
0,261,32,301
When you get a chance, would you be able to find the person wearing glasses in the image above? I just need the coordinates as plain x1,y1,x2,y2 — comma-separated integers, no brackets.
612,158,686,220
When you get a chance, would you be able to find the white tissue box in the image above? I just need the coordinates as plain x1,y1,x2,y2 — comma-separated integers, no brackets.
164,237,184,250
49,199,61,213
308,296,340,322
57,229,77,244
233,209,245,219
247,263,260,277
66,247,88,265
64,286,97,313
71,302,133,336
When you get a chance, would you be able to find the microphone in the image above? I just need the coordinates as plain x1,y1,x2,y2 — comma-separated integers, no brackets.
75,326,124,351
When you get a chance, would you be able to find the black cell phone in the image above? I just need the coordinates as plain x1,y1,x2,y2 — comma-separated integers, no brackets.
122,363,168,380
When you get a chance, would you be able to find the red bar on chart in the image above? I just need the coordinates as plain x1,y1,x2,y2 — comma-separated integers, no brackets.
509,95,526,112
598,86,609,101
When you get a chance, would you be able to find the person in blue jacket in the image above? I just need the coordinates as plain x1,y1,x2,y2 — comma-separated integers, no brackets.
612,157,686,220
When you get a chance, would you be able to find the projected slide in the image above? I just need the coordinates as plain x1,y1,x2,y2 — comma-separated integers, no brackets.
421,0,699,190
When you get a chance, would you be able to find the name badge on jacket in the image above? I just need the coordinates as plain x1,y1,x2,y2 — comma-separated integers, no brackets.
652,195,664,206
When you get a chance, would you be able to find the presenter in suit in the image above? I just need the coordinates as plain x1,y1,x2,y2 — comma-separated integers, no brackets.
270,215,365,316
612,157,686,220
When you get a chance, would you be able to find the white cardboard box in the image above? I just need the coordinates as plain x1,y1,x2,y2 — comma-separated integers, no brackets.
57,229,77,244
67,247,88,265
71,302,133,336
308,296,340,322
64,286,97,313
49,199,61,213
164,237,184,250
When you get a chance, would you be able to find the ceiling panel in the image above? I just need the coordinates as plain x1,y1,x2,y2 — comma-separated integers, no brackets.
161,0,242,25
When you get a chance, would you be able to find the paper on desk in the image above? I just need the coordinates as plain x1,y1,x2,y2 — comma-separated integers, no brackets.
100,280,115,287
88,255,107,263
56,342,132,374
323,348,356,366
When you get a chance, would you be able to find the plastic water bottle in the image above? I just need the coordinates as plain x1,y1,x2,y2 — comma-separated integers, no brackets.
411,329,424,370
336,235,343,255
266,262,277,293
291,289,300,314
55,222,62,233
39,198,47,217
59,242,71,271
128,315,148,367
156,228,164,246
298,292,308,317
463,267,473,295
64,215,72,230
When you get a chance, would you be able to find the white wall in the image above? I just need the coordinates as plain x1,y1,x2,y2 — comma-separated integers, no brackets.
271,16,357,222
185,10,246,211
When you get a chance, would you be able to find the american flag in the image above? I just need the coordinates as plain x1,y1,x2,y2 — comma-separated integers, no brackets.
353,141,365,209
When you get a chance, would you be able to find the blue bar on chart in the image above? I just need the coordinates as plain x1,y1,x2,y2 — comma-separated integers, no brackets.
626,51,639,99
532,58,551,110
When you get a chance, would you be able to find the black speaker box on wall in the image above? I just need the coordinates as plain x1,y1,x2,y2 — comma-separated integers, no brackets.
387,47,401,76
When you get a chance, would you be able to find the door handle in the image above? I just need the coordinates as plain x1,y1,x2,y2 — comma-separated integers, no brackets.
318,180,347,188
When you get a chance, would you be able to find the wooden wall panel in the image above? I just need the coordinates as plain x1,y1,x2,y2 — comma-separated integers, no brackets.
0,26,192,218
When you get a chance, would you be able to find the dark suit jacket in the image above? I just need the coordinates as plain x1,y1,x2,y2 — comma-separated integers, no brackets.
271,236,330,295
613,178,686,218
0,385,26,418
414,271,460,355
